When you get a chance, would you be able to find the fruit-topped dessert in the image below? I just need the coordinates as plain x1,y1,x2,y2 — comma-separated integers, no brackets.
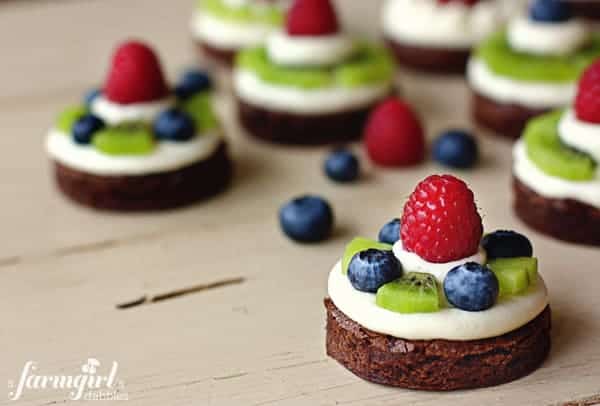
325,174,550,390
382,0,504,75
233,0,395,145
192,0,288,66
468,0,600,139
512,59,600,246
46,40,232,211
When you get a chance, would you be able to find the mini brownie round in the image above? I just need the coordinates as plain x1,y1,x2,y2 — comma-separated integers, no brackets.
325,175,551,390
233,0,395,145
512,60,600,246
382,0,504,75
46,41,232,211
468,0,600,139
191,0,286,67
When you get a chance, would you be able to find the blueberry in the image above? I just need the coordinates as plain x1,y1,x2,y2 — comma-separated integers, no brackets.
324,150,360,183
444,262,499,312
481,230,533,260
378,218,401,244
348,249,402,293
432,129,478,169
175,69,212,100
530,0,571,23
84,88,102,107
72,114,105,144
279,195,334,243
153,108,196,141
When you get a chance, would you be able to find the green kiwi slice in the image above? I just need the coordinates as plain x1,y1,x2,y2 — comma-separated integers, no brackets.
487,257,538,295
341,237,393,275
376,272,440,314
178,92,218,131
56,105,87,133
93,124,155,156
524,110,596,181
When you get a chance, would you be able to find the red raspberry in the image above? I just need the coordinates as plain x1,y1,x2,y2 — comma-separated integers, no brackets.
286,0,339,36
575,60,600,124
364,97,425,167
104,41,169,104
401,175,483,263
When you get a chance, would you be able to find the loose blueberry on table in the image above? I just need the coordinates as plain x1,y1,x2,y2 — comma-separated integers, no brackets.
279,195,334,243
324,150,360,183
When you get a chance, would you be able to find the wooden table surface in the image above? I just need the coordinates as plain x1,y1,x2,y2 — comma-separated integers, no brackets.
1,1,599,405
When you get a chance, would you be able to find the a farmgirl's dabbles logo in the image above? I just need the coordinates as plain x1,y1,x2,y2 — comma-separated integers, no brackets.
7,358,128,401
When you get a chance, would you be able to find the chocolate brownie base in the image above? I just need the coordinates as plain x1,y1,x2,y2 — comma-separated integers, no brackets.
325,298,551,391
568,0,600,20
385,38,470,75
514,177,600,246
238,98,382,145
196,42,236,67
53,142,232,211
472,91,550,139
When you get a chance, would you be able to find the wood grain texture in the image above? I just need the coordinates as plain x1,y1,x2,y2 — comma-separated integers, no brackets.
0,0,599,405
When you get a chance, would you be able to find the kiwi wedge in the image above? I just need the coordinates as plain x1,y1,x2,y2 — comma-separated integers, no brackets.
56,105,87,133
524,110,596,181
178,92,218,132
376,272,440,314
487,257,538,296
341,237,392,275
93,124,155,156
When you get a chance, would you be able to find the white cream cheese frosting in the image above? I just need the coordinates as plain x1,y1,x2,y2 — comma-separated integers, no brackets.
467,58,576,108
46,129,222,176
513,140,600,208
558,108,600,162
328,260,549,341
382,0,502,49
91,95,173,126
233,69,392,114
508,16,590,56
191,11,276,50
266,31,357,67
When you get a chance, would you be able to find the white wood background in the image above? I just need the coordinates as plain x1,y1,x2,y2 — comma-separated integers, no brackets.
0,0,599,405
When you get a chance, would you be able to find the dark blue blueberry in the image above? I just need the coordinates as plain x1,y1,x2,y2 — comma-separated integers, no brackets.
481,230,533,260
378,218,401,245
432,129,478,169
444,262,499,312
153,108,196,141
348,249,402,293
84,88,102,107
324,150,360,183
175,69,213,100
530,0,571,22
71,114,105,144
279,195,334,243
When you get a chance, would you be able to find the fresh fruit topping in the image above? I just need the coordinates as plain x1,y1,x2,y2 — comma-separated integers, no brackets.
178,93,219,131
342,237,393,274
84,88,102,107
444,262,499,312
324,150,360,183
335,46,395,87
481,230,533,259
347,249,402,293
175,69,213,100
575,60,600,124
524,111,595,181
104,41,169,104
364,98,425,167
401,175,483,263
530,0,571,23
93,125,155,155
432,129,479,169
56,106,87,133
286,0,339,37
72,114,105,145
279,195,334,242
376,272,440,314
153,109,196,142
378,219,401,245
488,257,538,295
